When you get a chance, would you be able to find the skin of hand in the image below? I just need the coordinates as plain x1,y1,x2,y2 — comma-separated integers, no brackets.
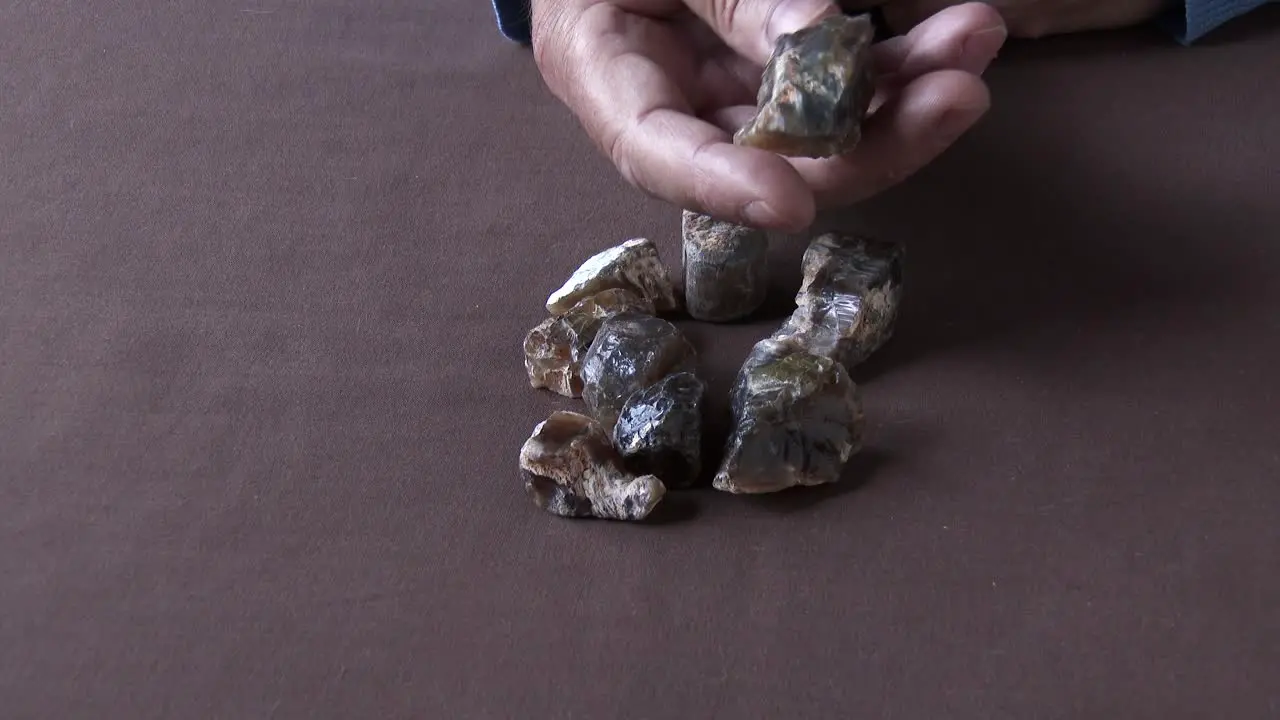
529,0,1008,232
863,0,1174,38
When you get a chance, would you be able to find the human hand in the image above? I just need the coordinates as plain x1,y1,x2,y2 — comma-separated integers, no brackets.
867,0,1173,38
530,0,1007,232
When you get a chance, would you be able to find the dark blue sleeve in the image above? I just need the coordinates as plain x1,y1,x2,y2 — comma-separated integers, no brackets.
489,0,1273,47
1163,0,1274,43
492,0,532,44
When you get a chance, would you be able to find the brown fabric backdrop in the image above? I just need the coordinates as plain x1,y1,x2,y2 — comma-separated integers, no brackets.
2,2,1278,717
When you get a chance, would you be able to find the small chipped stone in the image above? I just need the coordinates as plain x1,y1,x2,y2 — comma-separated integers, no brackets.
520,410,666,521
734,14,876,159
523,288,656,397
612,371,706,489
714,336,864,494
546,237,679,316
581,311,698,430
681,210,770,322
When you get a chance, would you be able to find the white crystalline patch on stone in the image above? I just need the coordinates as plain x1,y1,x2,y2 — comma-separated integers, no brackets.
796,293,862,356
544,238,676,315
588,474,666,520
554,246,629,299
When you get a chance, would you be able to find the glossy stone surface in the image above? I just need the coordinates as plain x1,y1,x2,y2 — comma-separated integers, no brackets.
713,337,864,494
681,210,769,322
734,14,875,158
581,312,698,430
612,371,706,489
519,410,666,521
523,288,656,397
546,237,679,316
775,232,903,370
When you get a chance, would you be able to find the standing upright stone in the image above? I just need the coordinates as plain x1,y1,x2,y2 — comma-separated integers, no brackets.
681,210,770,322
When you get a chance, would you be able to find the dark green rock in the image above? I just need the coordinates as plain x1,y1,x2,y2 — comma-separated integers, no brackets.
714,337,864,494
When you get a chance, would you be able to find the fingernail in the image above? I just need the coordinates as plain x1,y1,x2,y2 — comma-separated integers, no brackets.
962,25,1007,70
742,200,783,229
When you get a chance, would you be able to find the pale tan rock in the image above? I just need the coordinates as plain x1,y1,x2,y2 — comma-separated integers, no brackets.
545,238,679,316
520,410,666,521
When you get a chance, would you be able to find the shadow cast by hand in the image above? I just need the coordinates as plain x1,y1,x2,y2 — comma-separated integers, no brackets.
811,78,1255,384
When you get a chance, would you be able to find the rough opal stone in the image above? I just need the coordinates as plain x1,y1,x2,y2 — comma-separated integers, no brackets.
519,410,667,521
611,371,706,489
581,311,698,430
681,210,769,322
734,14,876,158
775,232,903,371
546,237,679,316
713,336,864,494
522,288,656,397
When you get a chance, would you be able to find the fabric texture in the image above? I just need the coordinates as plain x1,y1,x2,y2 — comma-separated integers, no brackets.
2,1,1279,717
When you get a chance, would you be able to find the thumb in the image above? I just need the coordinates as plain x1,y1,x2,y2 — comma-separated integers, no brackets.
684,0,844,65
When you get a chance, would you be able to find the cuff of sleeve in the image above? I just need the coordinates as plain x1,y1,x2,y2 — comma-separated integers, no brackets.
1161,0,1271,44
493,0,532,44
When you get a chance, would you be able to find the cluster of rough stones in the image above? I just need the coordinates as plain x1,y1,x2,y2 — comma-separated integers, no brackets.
519,238,703,521
518,13,898,520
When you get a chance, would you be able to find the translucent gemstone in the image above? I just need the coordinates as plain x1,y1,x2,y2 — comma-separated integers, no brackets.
523,288,656,397
734,14,876,158
713,337,864,494
580,311,698,431
775,232,904,370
